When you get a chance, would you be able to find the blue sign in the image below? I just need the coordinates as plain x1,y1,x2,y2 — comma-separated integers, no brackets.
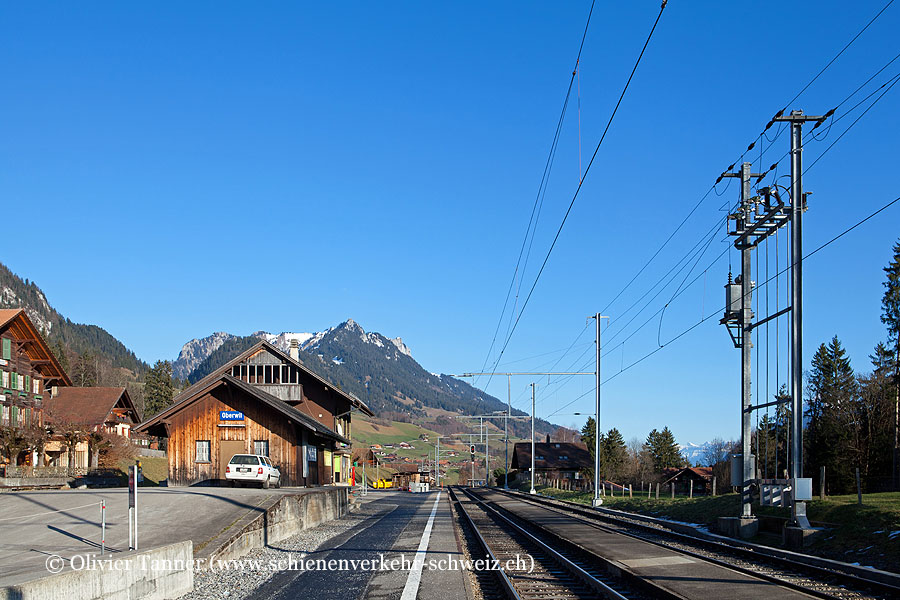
220,411,244,421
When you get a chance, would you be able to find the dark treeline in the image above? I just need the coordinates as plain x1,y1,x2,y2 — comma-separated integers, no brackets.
752,239,900,494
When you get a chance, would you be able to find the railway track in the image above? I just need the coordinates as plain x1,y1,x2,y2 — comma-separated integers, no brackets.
448,486,650,599
487,488,898,600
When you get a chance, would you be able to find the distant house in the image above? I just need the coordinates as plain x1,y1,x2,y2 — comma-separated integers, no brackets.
43,387,139,468
510,442,593,481
391,464,431,490
398,441,413,449
662,466,713,494
351,448,380,467
45,387,139,438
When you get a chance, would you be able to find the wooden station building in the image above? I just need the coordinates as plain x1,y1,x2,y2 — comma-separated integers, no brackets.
136,340,373,487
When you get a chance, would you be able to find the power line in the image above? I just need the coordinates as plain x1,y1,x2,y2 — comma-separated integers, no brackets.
482,1,669,388
476,0,597,390
547,194,900,418
597,0,895,321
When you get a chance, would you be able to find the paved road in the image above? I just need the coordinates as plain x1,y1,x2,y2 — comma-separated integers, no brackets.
0,486,317,587
246,491,467,600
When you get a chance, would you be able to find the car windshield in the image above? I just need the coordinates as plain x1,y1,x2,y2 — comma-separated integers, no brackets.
230,455,260,465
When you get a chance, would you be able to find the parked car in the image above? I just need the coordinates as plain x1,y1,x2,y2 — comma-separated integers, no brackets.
225,454,281,488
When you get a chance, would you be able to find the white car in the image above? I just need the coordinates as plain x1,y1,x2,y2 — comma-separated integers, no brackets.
225,454,281,488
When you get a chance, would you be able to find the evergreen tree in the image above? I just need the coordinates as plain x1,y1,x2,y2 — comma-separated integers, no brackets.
646,427,683,472
879,239,900,486
805,337,858,492
602,427,627,481
144,360,175,418
580,417,596,456
49,338,70,375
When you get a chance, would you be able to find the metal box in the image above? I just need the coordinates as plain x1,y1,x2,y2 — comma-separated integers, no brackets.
726,282,742,317
730,453,756,485
793,477,813,501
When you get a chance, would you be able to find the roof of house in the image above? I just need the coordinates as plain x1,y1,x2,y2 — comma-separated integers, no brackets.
172,340,373,416
510,442,593,471
44,387,137,427
392,464,428,474
0,308,72,386
134,373,350,445
662,466,714,484
351,448,380,464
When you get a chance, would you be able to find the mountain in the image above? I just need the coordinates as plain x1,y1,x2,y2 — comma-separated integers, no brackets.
0,261,148,375
176,319,556,438
679,441,713,466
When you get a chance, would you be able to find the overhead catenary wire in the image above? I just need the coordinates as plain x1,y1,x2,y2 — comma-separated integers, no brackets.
548,194,900,418
598,1,896,323
476,0,598,391
481,1,669,391
486,1,895,416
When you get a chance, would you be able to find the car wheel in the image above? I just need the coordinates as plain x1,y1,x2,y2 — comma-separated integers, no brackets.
263,477,270,489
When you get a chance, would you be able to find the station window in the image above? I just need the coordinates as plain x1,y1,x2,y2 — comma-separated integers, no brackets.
254,440,269,457
196,440,211,463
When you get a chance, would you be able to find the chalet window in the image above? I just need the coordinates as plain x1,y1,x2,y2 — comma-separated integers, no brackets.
253,440,269,457
1,372,8,389
1,338,10,360
16,374,23,391
1,405,8,426
196,440,211,463
32,378,40,395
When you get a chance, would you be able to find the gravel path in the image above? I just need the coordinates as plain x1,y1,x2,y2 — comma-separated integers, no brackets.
181,494,386,600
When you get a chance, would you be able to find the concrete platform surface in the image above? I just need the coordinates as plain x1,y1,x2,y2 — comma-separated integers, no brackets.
247,489,467,600
480,490,815,599
0,486,326,587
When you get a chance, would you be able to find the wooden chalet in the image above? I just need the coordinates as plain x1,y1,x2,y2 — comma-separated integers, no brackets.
0,309,71,468
661,466,714,495
510,441,593,481
135,340,373,487
41,387,139,468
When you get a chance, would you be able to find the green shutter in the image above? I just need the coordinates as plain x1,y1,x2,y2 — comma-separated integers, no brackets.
1,338,10,360
10,372,16,389
10,406,17,427
25,375,30,393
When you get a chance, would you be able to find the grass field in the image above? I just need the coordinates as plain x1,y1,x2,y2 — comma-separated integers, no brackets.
540,486,900,572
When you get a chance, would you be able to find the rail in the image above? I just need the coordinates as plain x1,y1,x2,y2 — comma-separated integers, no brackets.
494,488,900,599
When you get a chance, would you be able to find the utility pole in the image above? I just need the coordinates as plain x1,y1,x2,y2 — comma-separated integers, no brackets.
505,374,511,489
590,313,609,508
721,160,773,530
775,109,822,529
485,420,490,486
530,382,536,495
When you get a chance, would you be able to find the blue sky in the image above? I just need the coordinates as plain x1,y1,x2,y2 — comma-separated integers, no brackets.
2,2,898,446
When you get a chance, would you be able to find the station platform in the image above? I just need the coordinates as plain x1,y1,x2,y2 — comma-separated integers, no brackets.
480,490,816,599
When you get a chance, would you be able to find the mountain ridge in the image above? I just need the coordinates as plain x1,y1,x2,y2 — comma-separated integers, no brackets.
176,319,557,438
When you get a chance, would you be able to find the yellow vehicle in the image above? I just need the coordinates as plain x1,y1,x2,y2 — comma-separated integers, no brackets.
373,478,392,489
